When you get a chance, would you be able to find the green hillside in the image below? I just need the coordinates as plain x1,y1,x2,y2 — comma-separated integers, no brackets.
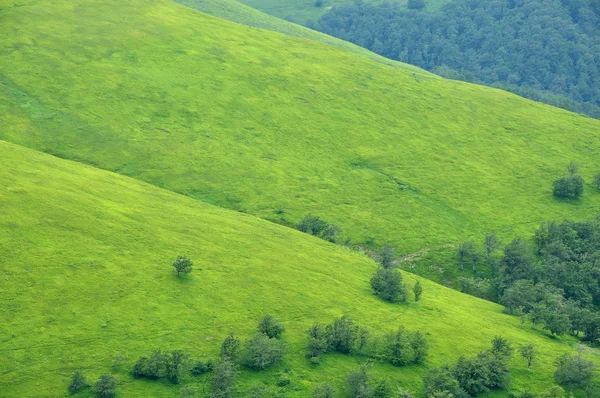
0,139,596,397
173,0,431,74
232,0,450,25
2,0,600,266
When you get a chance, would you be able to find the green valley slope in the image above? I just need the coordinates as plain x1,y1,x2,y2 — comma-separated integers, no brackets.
173,0,430,74
1,0,600,267
0,139,596,397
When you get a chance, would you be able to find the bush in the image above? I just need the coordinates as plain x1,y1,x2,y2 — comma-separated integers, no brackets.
296,214,341,242
379,244,396,268
258,314,285,339
68,370,88,394
315,0,324,7
93,375,117,398
326,316,358,354
243,333,286,370
553,175,584,199
165,350,186,384
190,359,214,376
132,351,164,379
594,173,600,190
306,323,329,359
370,267,406,302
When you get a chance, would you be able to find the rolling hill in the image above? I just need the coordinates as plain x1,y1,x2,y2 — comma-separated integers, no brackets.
0,139,596,397
2,0,600,271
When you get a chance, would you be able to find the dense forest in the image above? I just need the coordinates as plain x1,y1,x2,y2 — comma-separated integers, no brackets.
317,0,600,118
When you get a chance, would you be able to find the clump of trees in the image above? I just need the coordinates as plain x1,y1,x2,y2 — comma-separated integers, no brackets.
242,333,286,370
296,214,341,243
423,337,513,396
132,350,187,384
306,316,428,368
553,162,584,199
258,314,285,338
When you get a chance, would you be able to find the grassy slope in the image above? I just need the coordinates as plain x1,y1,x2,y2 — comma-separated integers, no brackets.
1,139,598,397
173,0,431,74
2,0,600,266
233,0,450,25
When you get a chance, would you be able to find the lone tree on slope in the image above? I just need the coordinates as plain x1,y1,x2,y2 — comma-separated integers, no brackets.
172,255,193,277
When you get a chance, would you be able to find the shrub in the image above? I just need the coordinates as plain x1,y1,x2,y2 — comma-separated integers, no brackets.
68,370,88,394
594,172,600,190
93,375,117,398
553,175,584,199
258,314,285,339
306,323,329,359
381,327,413,366
190,359,214,376
379,244,396,268
132,350,164,379
243,333,286,370
370,267,406,302
220,333,240,361
413,280,423,301
165,350,186,384
296,214,341,242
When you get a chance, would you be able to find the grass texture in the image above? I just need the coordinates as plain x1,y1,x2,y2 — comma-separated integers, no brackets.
1,139,598,397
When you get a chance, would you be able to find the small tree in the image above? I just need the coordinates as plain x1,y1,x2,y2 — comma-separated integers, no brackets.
313,383,335,398
165,350,187,384
491,335,513,358
220,333,240,361
553,162,584,199
410,331,429,364
258,314,285,339
413,280,423,301
306,323,329,359
593,172,600,190
326,315,358,354
457,240,475,271
541,386,566,398
379,244,396,268
172,255,193,277
554,350,596,395
519,344,536,372
93,375,117,398
370,267,406,302
211,359,238,398
68,370,88,395
484,233,502,265
242,333,286,370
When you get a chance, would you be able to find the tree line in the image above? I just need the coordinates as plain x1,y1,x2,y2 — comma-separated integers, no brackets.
315,0,600,118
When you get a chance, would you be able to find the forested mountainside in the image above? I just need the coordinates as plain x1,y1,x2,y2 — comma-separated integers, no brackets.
318,0,600,118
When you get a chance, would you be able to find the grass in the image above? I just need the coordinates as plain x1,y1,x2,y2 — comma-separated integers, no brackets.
1,0,600,270
231,0,451,25
1,139,598,397
173,0,433,74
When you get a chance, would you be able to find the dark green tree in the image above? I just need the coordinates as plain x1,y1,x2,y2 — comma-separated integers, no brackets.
593,172,600,190
379,244,396,268
370,267,406,302
211,359,238,398
484,233,502,264
411,331,429,364
220,333,240,362
165,350,186,384
326,315,358,354
554,350,596,395
346,367,369,397
306,322,329,359
258,314,285,339
422,365,464,398
93,375,117,398
190,359,214,376
519,344,536,372
242,333,286,370
132,350,164,379
413,280,423,301
68,370,88,395
172,255,193,277
458,240,475,271
313,383,336,398
490,336,513,359
382,326,413,366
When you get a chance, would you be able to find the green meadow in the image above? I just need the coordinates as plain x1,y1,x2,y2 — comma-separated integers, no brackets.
1,139,597,397
2,0,600,263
